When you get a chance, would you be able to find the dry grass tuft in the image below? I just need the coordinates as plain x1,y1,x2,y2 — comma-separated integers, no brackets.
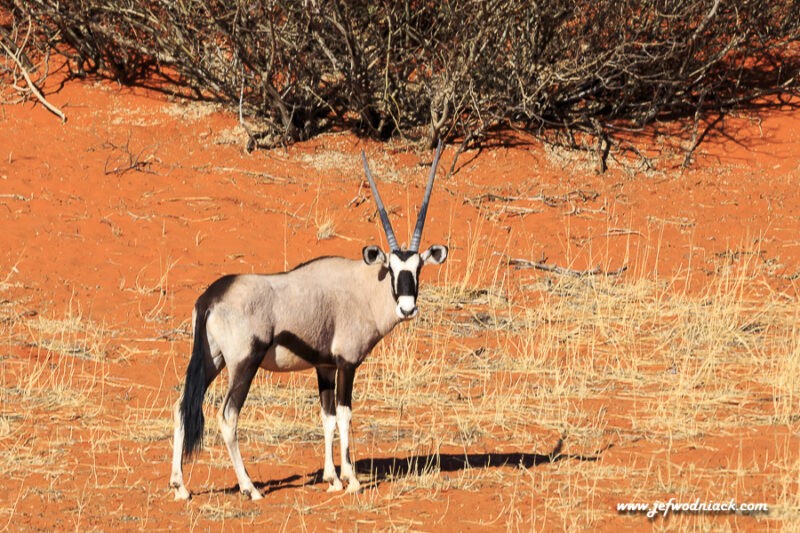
315,216,336,241
199,501,262,522
27,305,111,361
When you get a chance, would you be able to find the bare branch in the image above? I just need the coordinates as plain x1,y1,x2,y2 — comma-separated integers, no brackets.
508,257,628,278
0,40,66,123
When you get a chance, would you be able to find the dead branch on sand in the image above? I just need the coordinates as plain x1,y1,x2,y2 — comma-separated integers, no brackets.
0,41,66,123
506,256,628,278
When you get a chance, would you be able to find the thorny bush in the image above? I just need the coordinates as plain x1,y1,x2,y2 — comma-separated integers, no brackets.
2,0,799,162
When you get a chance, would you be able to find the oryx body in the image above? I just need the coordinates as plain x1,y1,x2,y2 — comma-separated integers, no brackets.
170,143,448,501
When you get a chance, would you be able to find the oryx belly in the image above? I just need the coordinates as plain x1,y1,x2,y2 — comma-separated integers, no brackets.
260,344,316,372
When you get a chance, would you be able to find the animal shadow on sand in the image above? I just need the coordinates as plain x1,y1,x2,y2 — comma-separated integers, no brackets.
313,437,610,489
202,438,610,496
194,473,306,498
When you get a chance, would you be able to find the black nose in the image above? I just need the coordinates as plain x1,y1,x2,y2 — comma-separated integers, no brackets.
401,307,417,318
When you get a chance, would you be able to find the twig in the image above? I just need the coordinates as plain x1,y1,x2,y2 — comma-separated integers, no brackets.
103,140,157,175
682,109,725,169
682,89,707,168
347,179,367,208
465,190,600,210
591,118,611,174
0,41,66,123
238,65,258,152
507,257,628,277
503,206,542,217
0,194,30,201
598,228,643,238
198,166,287,183
463,193,520,206
447,132,481,178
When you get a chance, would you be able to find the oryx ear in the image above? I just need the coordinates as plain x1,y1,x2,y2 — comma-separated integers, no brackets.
362,245,387,265
421,244,448,265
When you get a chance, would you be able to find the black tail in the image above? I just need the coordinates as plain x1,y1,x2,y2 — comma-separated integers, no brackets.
180,307,209,458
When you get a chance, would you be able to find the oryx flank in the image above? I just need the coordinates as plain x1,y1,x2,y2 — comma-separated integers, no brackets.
170,142,448,500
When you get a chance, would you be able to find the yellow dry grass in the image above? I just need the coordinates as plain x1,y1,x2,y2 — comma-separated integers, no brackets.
1,235,798,530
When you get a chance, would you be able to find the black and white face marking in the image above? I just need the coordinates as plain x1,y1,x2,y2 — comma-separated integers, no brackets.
363,244,448,320
388,251,422,319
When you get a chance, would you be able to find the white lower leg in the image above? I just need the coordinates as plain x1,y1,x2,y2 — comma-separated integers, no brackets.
336,406,360,492
170,402,191,500
321,409,343,491
218,409,262,500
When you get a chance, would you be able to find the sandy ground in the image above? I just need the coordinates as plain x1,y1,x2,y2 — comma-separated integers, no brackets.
2,59,800,531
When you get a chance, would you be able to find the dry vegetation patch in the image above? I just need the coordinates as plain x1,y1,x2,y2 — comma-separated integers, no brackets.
1,230,798,530
116,252,796,528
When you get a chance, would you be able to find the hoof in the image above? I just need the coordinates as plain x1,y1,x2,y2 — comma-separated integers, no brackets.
172,484,191,501
241,487,264,501
326,479,344,492
345,480,362,494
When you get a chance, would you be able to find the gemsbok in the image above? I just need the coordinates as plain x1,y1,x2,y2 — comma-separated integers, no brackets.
170,142,448,500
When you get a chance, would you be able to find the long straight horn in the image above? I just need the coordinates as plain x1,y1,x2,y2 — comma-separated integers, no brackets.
361,151,400,252
409,139,443,252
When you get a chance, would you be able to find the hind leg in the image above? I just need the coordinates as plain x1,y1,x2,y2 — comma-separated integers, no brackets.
218,352,264,500
170,401,193,500
170,318,225,500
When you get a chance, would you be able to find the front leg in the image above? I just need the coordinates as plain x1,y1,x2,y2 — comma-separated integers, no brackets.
316,367,343,492
336,361,361,493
